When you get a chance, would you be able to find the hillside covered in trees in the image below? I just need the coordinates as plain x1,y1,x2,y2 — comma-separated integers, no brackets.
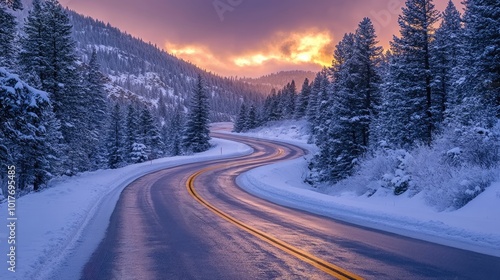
235,0,499,209
0,0,243,198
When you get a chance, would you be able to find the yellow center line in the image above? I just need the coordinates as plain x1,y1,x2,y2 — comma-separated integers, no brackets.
186,153,363,280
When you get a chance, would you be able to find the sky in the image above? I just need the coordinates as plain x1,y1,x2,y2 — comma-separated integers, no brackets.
62,0,460,78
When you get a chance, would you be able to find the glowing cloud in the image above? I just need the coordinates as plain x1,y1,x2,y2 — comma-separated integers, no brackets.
165,42,226,73
232,30,334,68
164,29,334,76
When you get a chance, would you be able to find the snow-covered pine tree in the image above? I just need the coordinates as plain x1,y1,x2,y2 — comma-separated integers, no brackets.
139,107,164,159
0,68,61,192
164,108,185,156
381,0,440,147
313,19,383,183
182,75,211,153
18,0,44,87
313,67,334,146
466,0,500,120
281,80,297,118
295,78,311,119
83,48,109,168
312,33,357,182
130,143,148,163
450,0,499,126
125,104,140,162
431,0,462,125
247,105,257,129
266,90,282,121
352,18,383,148
19,0,89,173
0,1,18,69
107,103,125,169
234,103,248,133
306,72,324,137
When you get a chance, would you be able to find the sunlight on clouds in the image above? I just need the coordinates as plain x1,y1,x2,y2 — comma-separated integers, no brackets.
164,30,333,76
234,54,280,67
166,43,207,58
233,30,333,68
164,42,226,72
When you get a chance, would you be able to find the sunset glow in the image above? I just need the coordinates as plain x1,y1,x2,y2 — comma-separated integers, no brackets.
67,0,461,77
165,30,333,76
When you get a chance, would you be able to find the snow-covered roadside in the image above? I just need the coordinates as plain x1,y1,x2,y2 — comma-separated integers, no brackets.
232,120,500,257
0,138,252,280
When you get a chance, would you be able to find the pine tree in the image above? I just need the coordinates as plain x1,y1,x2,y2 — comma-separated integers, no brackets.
83,48,109,168
0,2,18,69
139,107,164,159
266,90,282,122
282,80,297,118
0,68,60,192
295,78,311,119
313,19,383,182
125,104,140,162
247,105,257,129
306,72,324,136
431,0,462,125
381,0,440,147
19,0,88,173
234,103,248,133
313,67,333,145
182,75,211,153
312,34,358,182
130,143,148,163
450,0,499,126
467,0,500,119
18,0,45,87
352,18,383,147
165,109,185,156
107,103,125,169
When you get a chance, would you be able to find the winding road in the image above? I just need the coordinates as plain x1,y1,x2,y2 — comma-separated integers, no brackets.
81,132,500,279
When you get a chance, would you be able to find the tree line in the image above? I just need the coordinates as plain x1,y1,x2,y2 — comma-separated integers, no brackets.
0,0,211,197
238,0,499,190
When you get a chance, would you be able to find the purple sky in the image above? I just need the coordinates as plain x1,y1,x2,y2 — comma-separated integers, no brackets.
64,0,461,77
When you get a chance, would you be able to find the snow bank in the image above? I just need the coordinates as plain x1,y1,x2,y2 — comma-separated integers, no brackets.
0,138,252,280
235,120,500,257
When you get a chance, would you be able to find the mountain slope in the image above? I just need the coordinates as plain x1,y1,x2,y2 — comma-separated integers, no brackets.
241,70,317,90
67,11,266,121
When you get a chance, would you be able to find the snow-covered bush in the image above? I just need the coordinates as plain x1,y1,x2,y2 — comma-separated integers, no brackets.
441,125,500,169
331,124,500,210
407,144,498,210
332,147,409,196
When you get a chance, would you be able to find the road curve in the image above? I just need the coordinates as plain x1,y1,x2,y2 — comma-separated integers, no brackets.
81,133,500,280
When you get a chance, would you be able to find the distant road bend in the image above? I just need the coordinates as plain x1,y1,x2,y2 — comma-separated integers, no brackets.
82,132,500,279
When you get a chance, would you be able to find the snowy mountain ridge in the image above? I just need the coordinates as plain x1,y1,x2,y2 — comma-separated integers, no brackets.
67,10,268,122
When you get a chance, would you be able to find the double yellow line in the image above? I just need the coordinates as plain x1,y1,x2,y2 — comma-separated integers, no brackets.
186,166,363,280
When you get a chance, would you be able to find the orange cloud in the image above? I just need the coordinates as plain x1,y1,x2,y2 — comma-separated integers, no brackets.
165,43,225,71
165,29,333,77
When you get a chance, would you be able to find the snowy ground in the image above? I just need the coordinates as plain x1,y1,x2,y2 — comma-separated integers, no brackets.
233,120,500,257
0,137,252,280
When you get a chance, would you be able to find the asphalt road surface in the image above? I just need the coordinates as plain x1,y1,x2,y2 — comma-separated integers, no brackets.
81,133,500,279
